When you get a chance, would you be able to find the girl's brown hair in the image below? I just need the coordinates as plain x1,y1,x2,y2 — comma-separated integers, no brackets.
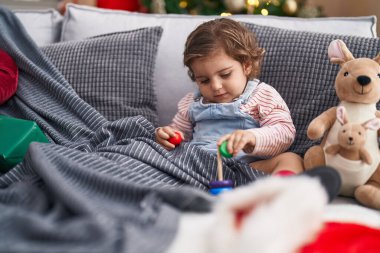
184,18,265,81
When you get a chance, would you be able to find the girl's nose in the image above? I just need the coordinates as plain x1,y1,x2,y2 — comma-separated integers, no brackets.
210,79,222,91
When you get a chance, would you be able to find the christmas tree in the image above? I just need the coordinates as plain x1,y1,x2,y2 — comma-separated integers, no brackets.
141,0,323,18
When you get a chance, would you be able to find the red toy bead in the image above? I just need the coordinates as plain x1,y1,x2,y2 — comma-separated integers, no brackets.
168,132,183,146
275,170,296,177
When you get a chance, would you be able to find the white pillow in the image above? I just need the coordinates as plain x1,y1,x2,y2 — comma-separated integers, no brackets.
14,9,63,46
61,4,378,126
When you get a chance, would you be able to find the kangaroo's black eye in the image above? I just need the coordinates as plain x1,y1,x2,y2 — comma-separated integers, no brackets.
377,73,380,78
344,72,349,76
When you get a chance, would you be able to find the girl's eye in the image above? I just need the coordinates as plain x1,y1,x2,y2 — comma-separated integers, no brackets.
344,72,349,76
199,79,209,85
221,72,231,78
342,130,346,133
377,73,380,78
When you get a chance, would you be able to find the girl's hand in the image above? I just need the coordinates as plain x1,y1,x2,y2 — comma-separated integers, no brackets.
217,130,256,157
155,126,184,150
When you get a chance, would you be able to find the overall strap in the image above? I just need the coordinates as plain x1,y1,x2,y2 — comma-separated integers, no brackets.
240,79,260,102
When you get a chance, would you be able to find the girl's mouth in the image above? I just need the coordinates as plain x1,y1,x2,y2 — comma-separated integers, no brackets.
215,93,227,98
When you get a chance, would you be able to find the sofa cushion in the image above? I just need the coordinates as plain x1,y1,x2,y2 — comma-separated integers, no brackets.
14,9,63,46
60,3,378,126
243,23,380,155
41,27,163,126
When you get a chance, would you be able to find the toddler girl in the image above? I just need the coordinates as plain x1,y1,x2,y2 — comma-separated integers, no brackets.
156,18,302,175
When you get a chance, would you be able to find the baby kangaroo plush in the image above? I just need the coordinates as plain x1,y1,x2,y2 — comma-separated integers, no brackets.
304,39,380,209
325,106,380,166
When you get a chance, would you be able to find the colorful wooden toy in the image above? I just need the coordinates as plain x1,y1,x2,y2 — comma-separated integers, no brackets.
209,179,233,195
209,186,233,195
168,132,183,146
209,180,234,188
209,145,234,196
219,140,233,158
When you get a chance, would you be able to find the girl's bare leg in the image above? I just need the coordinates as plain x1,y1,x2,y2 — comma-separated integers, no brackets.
249,152,304,175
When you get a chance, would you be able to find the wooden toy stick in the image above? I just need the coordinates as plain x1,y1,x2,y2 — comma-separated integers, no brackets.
217,150,223,181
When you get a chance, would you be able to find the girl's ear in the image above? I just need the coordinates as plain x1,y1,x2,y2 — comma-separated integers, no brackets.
243,62,252,76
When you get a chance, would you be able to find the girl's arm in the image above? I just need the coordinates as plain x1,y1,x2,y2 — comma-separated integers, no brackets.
242,83,296,157
169,92,194,140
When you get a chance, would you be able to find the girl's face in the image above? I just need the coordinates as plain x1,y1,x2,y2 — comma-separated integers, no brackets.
190,49,252,103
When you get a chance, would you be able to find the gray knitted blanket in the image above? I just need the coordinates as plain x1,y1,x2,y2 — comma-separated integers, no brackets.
0,7,263,253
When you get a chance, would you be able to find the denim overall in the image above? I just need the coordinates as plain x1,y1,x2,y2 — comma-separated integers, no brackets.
188,80,260,162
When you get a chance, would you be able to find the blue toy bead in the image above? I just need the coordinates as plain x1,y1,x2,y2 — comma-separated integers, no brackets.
209,180,234,188
209,186,233,195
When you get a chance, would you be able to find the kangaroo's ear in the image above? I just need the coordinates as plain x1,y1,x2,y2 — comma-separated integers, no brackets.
373,52,380,65
328,39,354,66
336,106,348,125
363,118,380,131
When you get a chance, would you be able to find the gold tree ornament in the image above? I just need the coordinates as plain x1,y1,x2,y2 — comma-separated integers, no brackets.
223,0,246,13
283,0,298,15
246,0,258,14
152,0,166,13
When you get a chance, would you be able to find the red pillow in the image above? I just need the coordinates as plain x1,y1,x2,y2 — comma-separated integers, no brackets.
0,49,18,105
97,0,141,11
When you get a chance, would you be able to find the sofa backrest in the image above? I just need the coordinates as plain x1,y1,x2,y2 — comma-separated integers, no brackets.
59,4,377,126
13,9,63,46
13,5,378,133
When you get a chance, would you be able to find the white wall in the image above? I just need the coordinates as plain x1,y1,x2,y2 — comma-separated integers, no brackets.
312,0,380,36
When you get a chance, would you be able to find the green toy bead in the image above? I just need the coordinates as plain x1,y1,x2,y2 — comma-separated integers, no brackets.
219,141,233,158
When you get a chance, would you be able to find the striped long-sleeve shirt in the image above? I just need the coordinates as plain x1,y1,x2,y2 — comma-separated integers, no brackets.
170,82,296,157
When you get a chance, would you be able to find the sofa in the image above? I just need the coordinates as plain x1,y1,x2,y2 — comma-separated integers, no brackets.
1,3,380,252
14,4,378,126
13,4,379,151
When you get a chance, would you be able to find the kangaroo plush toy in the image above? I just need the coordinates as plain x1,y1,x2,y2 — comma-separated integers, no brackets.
304,39,380,209
325,106,380,166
